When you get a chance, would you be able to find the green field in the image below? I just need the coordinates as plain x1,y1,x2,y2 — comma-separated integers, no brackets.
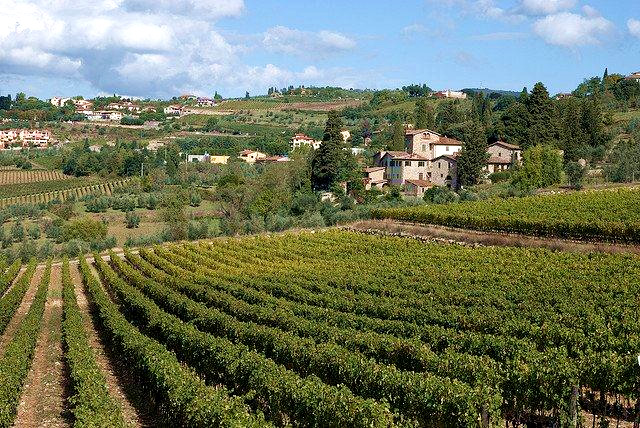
95,231,638,426
373,188,640,242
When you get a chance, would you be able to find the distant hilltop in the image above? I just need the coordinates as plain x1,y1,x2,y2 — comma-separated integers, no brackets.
461,88,521,98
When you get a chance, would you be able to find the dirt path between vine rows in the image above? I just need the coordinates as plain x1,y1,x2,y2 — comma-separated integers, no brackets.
68,260,155,427
0,266,43,356
347,220,640,255
14,264,71,427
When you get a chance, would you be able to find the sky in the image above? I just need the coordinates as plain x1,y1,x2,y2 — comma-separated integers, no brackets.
0,0,639,100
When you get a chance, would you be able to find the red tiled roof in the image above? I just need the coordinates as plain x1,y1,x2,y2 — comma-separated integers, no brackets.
435,136,463,146
293,133,315,140
383,151,429,160
487,156,512,164
405,179,433,188
433,153,459,161
490,141,521,150
364,167,385,173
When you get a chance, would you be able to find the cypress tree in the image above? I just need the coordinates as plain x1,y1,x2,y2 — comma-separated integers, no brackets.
527,83,555,147
389,120,405,151
311,111,346,190
456,121,489,188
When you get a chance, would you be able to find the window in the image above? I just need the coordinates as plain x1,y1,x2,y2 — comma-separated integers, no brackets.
405,161,411,166
498,152,502,157
418,161,424,167
422,144,426,152
438,162,441,168
440,174,444,178
445,146,449,151
419,173,423,180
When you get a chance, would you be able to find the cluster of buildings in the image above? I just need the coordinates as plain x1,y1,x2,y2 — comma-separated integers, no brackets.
365,129,521,197
50,97,151,122
290,130,351,151
179,94,217,107
186,149,290,165
433,90,468,100
0,129,51,149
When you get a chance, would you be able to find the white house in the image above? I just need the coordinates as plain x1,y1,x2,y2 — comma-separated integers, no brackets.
434,90,467,99
187,153,210,163
50,97,71,107
164,105,184,116
291,133,322,150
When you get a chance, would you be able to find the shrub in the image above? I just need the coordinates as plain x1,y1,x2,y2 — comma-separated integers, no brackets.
10,222,24,243
488,170,512,183
423,186,459,204
190,192,202,207
125,212,141,229
565,162,586,190
27,224,40,239
62,217,108,242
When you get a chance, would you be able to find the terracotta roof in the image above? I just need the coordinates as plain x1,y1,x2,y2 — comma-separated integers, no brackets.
405,179,433,188
487,156,512,164
435,136,463,146
383,152,430,160
293,133,315,140
433,153,459,162
405,129,440,136
239,149,254,155
364,167,385,173
490,141,521,150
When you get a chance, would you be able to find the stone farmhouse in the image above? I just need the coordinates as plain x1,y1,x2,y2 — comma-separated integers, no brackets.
363,167,387,190
373,128,522,192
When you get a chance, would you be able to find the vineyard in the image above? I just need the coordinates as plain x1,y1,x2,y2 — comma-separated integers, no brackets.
0,230,637,427
0,170,71,185
373,188,640,242
0,179,130,208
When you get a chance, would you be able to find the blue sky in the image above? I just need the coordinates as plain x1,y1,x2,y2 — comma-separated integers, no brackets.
0,0,639,99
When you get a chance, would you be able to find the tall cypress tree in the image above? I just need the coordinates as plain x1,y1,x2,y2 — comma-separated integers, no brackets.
389,120,405,151
311,111,346,190
527,83,555,147
456,121,489,188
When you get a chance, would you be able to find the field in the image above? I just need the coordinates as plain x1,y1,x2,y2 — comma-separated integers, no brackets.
0,230,637,427
0,179,130,207
0,170,71,185
374,188,640,242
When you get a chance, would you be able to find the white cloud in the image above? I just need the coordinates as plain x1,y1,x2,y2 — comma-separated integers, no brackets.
629,19,640,38
519,0,576,16
0,0,361,97
262,26,356,57
532,10,614,47
120,0,245,20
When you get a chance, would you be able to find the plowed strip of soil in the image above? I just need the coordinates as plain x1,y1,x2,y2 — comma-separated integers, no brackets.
69,261,155,427
14,264,71,427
